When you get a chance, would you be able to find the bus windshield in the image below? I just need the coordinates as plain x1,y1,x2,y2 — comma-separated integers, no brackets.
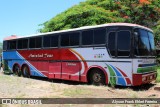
134,28,156,56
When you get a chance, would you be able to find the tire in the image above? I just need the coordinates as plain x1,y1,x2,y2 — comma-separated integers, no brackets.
22,66,30,78
89,69,106,86
13,65,21,77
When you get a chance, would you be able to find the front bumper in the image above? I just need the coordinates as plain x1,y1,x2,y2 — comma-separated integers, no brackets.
132,71,157,86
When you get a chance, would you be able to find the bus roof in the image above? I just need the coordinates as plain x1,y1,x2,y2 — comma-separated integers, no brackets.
4,23,153,41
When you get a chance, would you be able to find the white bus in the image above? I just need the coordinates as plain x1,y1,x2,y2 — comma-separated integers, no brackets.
3,23,157,86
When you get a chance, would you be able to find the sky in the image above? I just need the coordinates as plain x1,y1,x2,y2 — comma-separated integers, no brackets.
0,0,85,42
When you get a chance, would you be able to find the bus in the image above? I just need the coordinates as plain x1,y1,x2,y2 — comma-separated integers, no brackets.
2,23,157,86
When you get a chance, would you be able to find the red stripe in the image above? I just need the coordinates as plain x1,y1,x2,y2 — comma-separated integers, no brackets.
116,67,131,85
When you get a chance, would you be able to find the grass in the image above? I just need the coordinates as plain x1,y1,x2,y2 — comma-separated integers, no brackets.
63,88,92,97
156,68,160,82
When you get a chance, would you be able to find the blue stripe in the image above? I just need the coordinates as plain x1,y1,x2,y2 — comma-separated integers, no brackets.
109,64,126,86
3,51,46,77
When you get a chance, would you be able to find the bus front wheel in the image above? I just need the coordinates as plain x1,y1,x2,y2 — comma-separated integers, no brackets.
22,66,30,78
89,69,106,86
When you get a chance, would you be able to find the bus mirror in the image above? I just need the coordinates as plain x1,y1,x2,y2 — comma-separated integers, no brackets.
134,32,138,36
134,32,138,42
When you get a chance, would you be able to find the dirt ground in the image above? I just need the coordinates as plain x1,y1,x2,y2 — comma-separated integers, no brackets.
0,70,160,107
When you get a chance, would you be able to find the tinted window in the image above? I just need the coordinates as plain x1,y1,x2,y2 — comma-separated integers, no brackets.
18,40,23,49
61,32,79,47
29,37,42,48
134,29,155,56
51,35,58,47
7,41,10,50
9,40,17,49
94,28,106,44
70,32,79,46
23,39,28,49
82,30,93,45
18,39,28,49
43,35,59,47
3,41,7,50
61,34,69,46
43,35,50,47
29,38,36,48
108,32,116,57
117,31,131,56
35,37,42,48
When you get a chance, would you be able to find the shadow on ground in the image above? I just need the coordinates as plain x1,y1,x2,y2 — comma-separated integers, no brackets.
3,73,157,91
114,83,156,91
28,75,157,91
30,76,87,86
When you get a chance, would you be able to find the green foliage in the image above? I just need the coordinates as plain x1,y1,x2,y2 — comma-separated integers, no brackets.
39,0,160,47
154,20,160,48
156,68,160,82
0,42,2,54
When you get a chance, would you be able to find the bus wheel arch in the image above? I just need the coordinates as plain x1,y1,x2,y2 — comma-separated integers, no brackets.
13,63,21,76
21,64,30,78
87,67,108,86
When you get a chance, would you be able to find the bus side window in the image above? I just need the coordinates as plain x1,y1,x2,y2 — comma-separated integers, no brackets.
94,28,106,44
18,40,23,49
70,32,79,46
23,39,28,49
29,37,42,48
82,30,93,45
61,34,70,46
43,35,51,47
117,31,131,57
18,39,28,49
9,40,17,50
35,37,42,48
108,32,116,57
51,35,58,47
29,38,36,48
61,32,79,47
3,41,7,50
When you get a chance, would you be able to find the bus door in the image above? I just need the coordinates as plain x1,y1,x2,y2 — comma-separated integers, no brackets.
107,27,132,86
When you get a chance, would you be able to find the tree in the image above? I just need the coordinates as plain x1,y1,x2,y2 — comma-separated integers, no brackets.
39,0,160,47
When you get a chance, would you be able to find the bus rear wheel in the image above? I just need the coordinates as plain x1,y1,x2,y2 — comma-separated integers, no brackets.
22,66,30,78
13,65,21,77
89,69,106,86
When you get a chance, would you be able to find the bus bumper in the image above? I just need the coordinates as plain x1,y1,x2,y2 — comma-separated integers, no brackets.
132,72,157,86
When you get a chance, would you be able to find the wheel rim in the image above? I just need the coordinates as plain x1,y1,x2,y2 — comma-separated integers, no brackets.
14,66,20,75
23,66,29,77
93,73,101,82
